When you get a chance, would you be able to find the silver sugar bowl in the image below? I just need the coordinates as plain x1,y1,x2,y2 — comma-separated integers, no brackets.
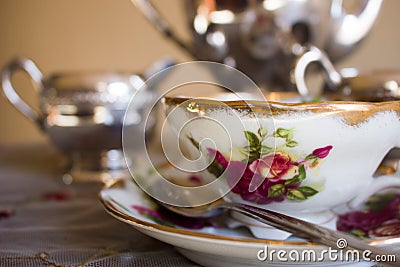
2,57,158,184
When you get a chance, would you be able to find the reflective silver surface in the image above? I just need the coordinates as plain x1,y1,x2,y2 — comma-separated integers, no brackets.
294,45,400,100
131,0,382,91
1,57,158,182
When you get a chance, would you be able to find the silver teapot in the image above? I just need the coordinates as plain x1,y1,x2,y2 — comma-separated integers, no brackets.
131,0,383,91
1,57,165,183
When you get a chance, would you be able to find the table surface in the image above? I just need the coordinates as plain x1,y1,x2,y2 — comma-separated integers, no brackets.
0,143,200,267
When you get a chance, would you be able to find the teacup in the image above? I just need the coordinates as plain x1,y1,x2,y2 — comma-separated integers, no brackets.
162,93,400,234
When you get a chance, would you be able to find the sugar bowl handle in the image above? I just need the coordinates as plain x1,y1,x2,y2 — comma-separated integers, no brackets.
1,57,44,127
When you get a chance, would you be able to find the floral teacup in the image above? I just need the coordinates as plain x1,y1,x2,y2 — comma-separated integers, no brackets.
162,93,400,235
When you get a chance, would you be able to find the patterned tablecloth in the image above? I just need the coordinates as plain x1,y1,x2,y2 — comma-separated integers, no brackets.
0,143,199,267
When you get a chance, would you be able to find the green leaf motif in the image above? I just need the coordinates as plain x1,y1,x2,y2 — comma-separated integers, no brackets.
297,186,318,197
258,127,268,139
274,128,295,141
186,134,225,178
143,214,176,228
311,158,318,166
286,140,298,148
286,131,294,141
243,131,262,163
268,184,285,198
365,193,396,212
240,146,252,154
284,176,300,187
286,189,306,201
284,165,306,187
260,145,272,155
298,164,306,179
247,152,261,164
245,131,260,148
274,128,290,138
187,134,200,150
240,149,260,163
207,160,225,178
305,154,317,160
350,229,367,239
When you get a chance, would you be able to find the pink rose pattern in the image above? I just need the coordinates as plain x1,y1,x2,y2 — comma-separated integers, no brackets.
337,193,400,238
130,193,400,238
132,205,215,229
188,128,333,204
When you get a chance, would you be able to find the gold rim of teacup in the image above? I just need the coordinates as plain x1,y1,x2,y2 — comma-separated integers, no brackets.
163,93,400,126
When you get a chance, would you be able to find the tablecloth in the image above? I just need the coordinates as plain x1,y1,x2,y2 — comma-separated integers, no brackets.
0,143,199,267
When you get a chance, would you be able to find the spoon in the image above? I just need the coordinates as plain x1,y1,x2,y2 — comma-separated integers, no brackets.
160,198,399,263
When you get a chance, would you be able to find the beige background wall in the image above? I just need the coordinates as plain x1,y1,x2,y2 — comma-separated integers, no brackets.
1,0,400,146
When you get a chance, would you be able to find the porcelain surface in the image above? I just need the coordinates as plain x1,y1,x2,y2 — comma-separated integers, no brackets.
162,94,400,221
99,179,393,267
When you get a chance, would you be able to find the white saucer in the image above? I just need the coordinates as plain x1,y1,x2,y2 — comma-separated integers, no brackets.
99,179,374,267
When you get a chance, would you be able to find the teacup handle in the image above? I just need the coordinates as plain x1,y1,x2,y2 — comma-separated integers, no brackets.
293,45,343,96
1,57,44,127
349,174,400,209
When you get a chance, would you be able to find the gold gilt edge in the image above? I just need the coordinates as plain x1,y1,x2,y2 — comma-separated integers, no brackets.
163,96,400,126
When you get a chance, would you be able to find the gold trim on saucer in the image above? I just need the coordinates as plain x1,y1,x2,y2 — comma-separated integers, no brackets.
98,179,316,246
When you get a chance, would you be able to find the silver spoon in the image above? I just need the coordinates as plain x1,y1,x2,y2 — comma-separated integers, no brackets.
160,198,399,264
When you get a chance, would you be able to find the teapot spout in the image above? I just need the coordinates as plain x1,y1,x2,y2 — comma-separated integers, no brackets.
130,0,197,59
326,0,383,59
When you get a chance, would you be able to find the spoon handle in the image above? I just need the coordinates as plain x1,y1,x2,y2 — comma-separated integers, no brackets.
223,202,399,264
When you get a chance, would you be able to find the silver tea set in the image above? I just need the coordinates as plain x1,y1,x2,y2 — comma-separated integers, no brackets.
3,0,399,183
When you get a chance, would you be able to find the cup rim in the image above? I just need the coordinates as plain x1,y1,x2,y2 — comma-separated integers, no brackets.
163,92,400,126
163,92,400,109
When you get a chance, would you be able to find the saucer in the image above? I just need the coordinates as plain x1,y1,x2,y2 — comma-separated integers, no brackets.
99,179,383,267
